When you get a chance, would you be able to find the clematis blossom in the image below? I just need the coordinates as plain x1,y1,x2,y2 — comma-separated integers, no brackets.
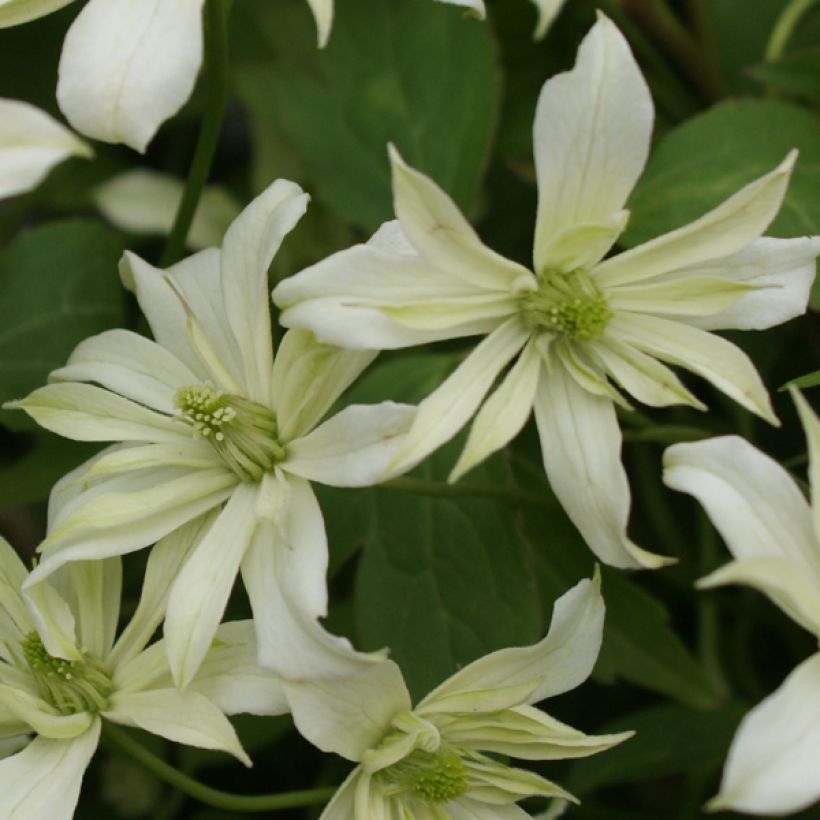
0,524,289,820
274,14,820,571
285,573,631,819
663,391,820,816
8,178,414,687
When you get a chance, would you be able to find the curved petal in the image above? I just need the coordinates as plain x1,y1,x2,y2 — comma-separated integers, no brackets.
286,403,416,487
534,361,672,569
531,0,566,39
62,559,122,659
448,801,531,820
0,684,93,738
221,178,308,403
0,537,36,655
305,0,333,46
533,14,652,272
0,721,100,820
708,653,820,815
57,0,206,151
0,98,90,199
794,389,820,543
0,0,75,27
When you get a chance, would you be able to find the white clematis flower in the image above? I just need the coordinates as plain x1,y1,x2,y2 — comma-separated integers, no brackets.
0,98,91,199
0,526,289,820
274,14,819,571
8,178,414,687
285,574,632,820
663,390,820,816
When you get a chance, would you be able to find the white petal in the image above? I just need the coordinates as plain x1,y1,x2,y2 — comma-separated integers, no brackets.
164,483,258,686
305,0,333,46
709,653,820,815
450,338,541,481
318,768,360,820
0,682,94,738
532,14,652,272
106,688,250,766
594,152,797,288
387,317,530,476
531,0,566,39
0,98,90,199
94,169,240,250
63,559,121,659
220,178,308,403
534,361,672,568
448,800,531,820
51,329,198,415
0,0,75,27
57,0,206,151
793,389,820,543
0,537,35,654
284,660,411,761
0,722,100,820
389,145,531,290
286,403,416,487
419,575,604,710
83,440,218,480
271,329,376,441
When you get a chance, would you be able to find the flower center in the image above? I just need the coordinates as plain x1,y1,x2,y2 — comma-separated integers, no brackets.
519,268,611,341
382,746,469,804
22,633,113,716
175,383,286,482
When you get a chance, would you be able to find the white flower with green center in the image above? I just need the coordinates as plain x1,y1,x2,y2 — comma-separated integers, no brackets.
0,522,289,820
663,391,820,816
283,573,631,819
274,14,820,571
8,178,415,686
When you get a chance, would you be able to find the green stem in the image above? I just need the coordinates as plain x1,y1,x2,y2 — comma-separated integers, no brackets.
766,0,820,61
381,477,546,508
102,724,336,813
696,513,729,699
159,0,233,267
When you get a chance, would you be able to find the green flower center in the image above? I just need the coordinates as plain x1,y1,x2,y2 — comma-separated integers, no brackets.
175,383,286,482
519,268,611,341
382,746,469,804
22,633,113,716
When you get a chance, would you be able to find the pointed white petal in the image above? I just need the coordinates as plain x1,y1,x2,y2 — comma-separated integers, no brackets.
388,317,530,476
0,682,93,738
450,338,541,481
0,722,100,820
286,403,415,487
271,329,376,441
609,313,777,424
793,390,820,543
533,15,652,272
22,578,80,662
106,688,250,766
284,660,411,761
305,0,333,46
389,145,531,290
57,0,206,151
63,559,122,659
221,178,308,403
164,483,258,686
534,362,672,568
83,440,218,480
709,653,820,815
0,98,90,199
318,768,360,820
0,0,75,27
594,152,797,288
0,537,36,652
531,0,566,39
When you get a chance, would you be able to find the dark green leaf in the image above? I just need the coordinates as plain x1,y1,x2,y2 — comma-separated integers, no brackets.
750,48,820,103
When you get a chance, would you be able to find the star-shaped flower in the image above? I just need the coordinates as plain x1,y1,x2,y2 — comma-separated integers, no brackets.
274,14,820,570
8,179,414,686
0,525,287,820
663,390,820,816
284,573,631,819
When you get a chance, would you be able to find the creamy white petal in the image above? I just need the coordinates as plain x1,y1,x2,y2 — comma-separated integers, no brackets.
221,178,308,403
57,0,206,151
531,0,566,39
305,0,333,46
286,403,415,487
284,660,411,761
61,560,121,659
83,441,218,480
0,98,90,199
709,653,820,815
271,329,376,441
389,145,531,290
448,801,531,820
0,721,100,820
793,390,820,543
594,152,797,288
318,768,360,820
164,483,258,687
0,683,94,739
0,0,75,27
533,15,652,272
450,339,541,482
105,688,250,766
609,313,777,424
388,317,530,476
22,578,80,663
0,537,35,653
534,361,671,569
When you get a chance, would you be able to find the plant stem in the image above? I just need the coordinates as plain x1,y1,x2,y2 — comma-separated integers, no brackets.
159,0,233,267
696,512,729,699
102,724,336,813
766,0,820,61
381,477,546,508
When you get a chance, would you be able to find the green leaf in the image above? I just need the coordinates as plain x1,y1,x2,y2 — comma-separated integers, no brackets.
0,220,126,430
750,47,820,103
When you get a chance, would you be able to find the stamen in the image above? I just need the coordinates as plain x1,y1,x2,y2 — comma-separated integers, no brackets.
382,746,469,804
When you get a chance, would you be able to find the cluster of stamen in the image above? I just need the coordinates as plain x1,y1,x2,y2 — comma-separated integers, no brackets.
22,633,113,715
382,746,469,804
175,383,285,482
519,267,611,341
